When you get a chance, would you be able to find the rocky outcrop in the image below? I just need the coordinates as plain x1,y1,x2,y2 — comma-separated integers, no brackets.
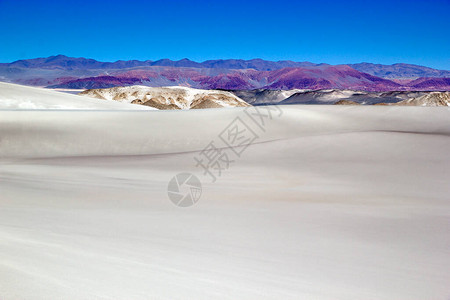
334,100,361,105
391,92,450,106
79,86,251,110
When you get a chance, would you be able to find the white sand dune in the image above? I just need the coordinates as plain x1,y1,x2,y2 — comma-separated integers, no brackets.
0,101,449,299
0,105,448,158
0,82,154,110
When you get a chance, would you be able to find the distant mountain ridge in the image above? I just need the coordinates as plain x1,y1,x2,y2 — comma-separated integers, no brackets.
2,55,448,76
0,55,317,71
0,55,449,91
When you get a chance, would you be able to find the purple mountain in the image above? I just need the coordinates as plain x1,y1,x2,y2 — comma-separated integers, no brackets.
0,55,449,91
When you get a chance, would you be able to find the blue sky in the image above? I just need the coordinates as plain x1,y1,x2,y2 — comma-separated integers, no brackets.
0,0,449,69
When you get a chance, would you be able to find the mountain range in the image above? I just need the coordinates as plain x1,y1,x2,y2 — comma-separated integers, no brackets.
228,89,450,106
0,55,449,91
78,85,450,108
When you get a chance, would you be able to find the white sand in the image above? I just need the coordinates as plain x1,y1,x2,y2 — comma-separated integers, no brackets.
0,82,154,110
0,98,449,298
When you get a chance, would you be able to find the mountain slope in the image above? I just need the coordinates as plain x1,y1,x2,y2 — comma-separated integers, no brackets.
264,65,402,91
229,89,306,105
350,63,450,79
391,92,450,106
406,77,450,90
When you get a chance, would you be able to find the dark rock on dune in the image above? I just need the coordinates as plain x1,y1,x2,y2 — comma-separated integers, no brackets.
334,100,361,105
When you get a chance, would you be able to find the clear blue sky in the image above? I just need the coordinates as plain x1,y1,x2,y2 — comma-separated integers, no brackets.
0,0,449,69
